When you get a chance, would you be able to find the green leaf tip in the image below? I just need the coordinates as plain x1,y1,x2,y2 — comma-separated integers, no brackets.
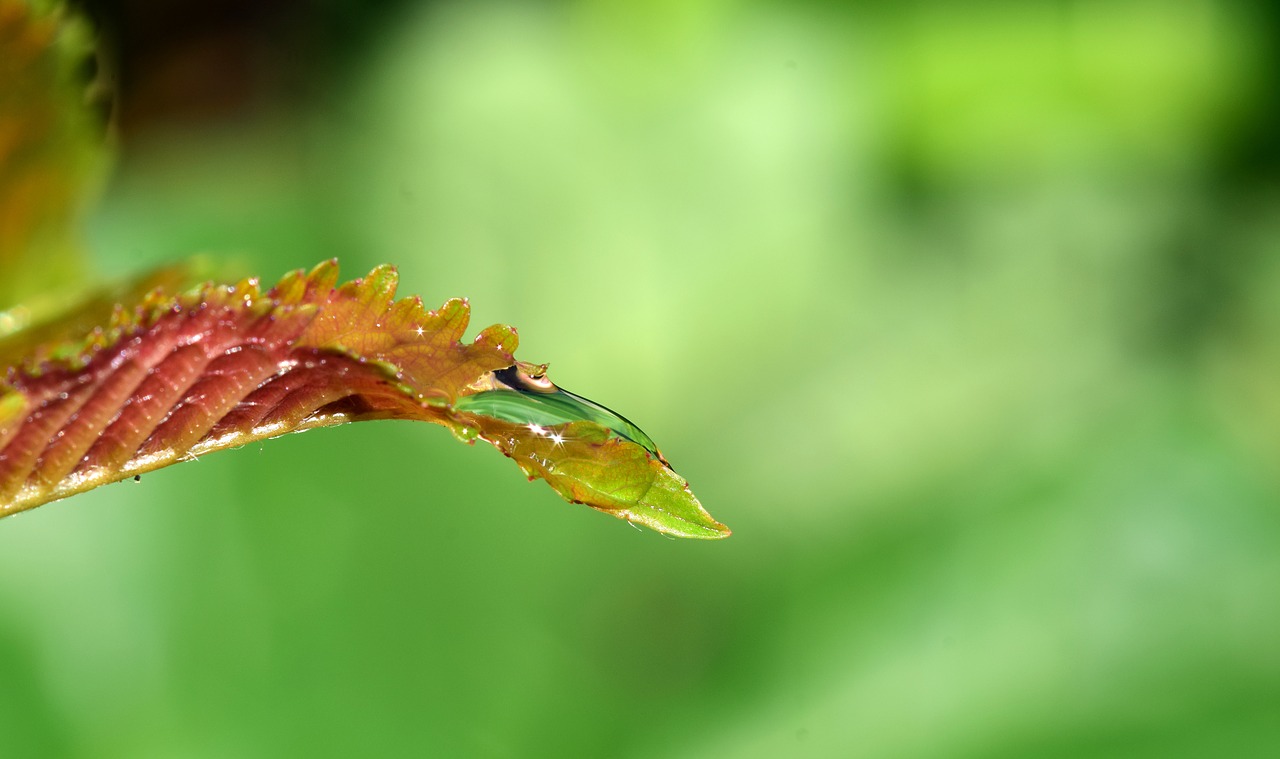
0,260,728,540
455,362,730,540
629,463,730,540
453,417,730,540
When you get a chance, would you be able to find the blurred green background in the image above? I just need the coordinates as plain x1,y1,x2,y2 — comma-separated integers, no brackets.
3,0,1279,755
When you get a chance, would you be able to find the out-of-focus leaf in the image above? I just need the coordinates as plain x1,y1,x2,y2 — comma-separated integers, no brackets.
0,256,221,364
0,0,109,311
0,260,728,538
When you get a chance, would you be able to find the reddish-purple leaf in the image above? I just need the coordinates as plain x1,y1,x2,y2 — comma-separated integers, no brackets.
0,261,729,539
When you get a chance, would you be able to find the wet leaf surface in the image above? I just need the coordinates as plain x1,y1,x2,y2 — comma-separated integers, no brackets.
0,261,728,538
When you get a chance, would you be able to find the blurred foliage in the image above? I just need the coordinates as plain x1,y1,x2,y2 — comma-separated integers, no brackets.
0,0,108,314
2,0,1278,756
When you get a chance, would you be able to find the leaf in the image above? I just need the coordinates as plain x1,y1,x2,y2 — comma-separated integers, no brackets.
0,257,218,365
0,0,110,310
0,261,730,539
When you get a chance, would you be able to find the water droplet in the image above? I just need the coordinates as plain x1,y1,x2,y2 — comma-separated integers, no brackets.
451,424,479,443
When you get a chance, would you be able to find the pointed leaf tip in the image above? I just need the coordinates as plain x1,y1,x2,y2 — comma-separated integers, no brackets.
623,464,730,540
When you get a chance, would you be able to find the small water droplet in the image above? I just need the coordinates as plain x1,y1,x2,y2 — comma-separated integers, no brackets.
450,424,479,443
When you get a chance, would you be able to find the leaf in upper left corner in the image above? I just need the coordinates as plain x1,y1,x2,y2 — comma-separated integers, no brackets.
0,0,113,310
